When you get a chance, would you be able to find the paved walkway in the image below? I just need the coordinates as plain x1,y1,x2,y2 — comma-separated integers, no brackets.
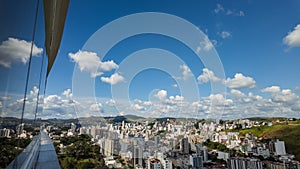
7,130,60,169
35,130,60,169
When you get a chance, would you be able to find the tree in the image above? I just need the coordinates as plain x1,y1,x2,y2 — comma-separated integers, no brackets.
60,157,77,169
217,144,227,152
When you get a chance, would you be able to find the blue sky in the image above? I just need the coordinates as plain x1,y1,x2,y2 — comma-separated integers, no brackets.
0,0,300,119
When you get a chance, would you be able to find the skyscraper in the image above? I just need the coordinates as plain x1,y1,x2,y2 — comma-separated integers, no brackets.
189,154,204,168
104,139,114,156
181,138,190,154
274,139,286,156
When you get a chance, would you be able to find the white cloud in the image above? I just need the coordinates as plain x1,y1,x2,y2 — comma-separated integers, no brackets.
165,95,185,106
209,94,233,106
292,102,300,111
43,89,75,110
197,68,220,84
261,86,281,93
272,89,299,104
69,50,118,77
134,99,152,106
62,89,73,99
0,37,43,68
169,95,184,101
132,104,145,111
171,84,178,88
214,4,245,17
44,95,62,105
283,24,300,47
101,73,125,85
191,101,202,108
105,99,116,106
2,84,300,119
143,101,152,106
214,4,225,13
204,94,233,111
225,73,256,89
131,99,151,111
154,90,167,101
0,96,10,101
230,89,245,98
196,37,214,53
248,92,263,101
1,88,98,119
2,89,300,120
89,102,103,112
30,86,39,97
219,31,231,39
203,37,214,51
180,64,192,80
41,90,77,118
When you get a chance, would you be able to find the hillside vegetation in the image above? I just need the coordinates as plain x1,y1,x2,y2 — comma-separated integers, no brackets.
230,123,300,161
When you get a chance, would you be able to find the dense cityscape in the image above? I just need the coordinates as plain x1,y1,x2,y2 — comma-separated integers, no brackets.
1,116,300,169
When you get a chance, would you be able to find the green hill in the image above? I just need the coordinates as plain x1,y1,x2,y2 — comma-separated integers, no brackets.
231,124,300,161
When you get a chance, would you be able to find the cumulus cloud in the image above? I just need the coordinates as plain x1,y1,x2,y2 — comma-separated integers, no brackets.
69,50,118,77
164,95,185,106
43,88,75,114
0,37,43,68
219,31,231,39
154,90,167,101
196,37,214,53
1,87,77,119
230,89,245,98
129,99,152,112
132,104,146,111
62,89,73,99
101,73,125,85
248,92,263,101
2,84,300,119
42,90,78,118
180,64,192,80
207,94,233,107
44,95,62,105
143,101,152,106
30,86,39,97
169,95,184,101
197,68,220,84
89,102,103,112
272,89,299,104
283,24,300,47
261,86,281,93
225,73,256,89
